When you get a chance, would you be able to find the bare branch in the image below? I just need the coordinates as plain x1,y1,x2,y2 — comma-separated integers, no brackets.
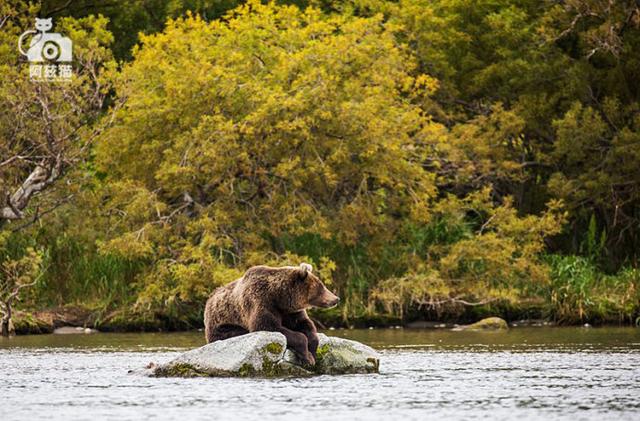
0,159,62,220
0,155,30,168
478,213,497,234
0,15,9,30
5,277,39,306
10,194,74,232
417,296,499,308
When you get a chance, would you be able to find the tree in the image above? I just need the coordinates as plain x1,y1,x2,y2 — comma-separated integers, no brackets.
379,0,640,264
0,7,117,230
0,2,117,330
90,1,567,320
542,1,640,265
93,1,443,315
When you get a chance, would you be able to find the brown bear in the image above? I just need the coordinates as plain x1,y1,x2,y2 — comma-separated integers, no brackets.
204,263,339,365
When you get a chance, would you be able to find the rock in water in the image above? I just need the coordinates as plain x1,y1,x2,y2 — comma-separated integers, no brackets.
284,334,380,374
152,332,306,377
53,326,98,334
453,317,509,331
144,332,380,378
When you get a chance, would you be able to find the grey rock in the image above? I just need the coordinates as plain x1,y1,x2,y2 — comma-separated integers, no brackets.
152,332,301,377
53,326,98,334
282,333,380,374
314,333,380,374
144,331,380,378
127,362,158,376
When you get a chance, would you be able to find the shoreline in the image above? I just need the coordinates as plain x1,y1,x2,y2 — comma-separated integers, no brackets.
8,306,638,336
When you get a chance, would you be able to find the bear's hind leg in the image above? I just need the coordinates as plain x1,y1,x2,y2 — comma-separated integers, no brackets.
210,324,249,342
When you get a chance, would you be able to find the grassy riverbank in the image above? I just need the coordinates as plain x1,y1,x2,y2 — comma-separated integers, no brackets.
12,283,639,336
9,251,640,335
7,233,640,335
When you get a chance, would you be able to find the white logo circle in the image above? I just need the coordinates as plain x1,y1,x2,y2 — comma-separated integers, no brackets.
42,41,60,60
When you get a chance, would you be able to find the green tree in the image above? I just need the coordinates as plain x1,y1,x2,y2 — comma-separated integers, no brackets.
0,1,117,328
94,1,441,316
90,1,567,321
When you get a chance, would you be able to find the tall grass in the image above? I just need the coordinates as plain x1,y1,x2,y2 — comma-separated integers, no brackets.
281,219,473,321
545,255,640,324
33,235,145,310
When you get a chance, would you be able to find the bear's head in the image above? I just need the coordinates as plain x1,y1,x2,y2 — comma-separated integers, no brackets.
282,263,339,312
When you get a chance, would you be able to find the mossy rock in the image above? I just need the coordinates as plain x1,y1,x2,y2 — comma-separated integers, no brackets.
454,317,509,331
311,334,380,374
282,334,380,375
154,362,211,377
141,331,379,378
263,342,283,355
149,332,310,378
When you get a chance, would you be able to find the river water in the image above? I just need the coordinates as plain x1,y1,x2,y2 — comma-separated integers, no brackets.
1,327,639,420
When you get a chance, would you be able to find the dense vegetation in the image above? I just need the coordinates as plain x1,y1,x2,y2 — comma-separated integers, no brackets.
1,0,639,330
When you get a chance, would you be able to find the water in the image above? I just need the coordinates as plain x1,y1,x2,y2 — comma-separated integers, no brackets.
1,327,639,420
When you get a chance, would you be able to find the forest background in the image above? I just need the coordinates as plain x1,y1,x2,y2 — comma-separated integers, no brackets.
1,0,639,332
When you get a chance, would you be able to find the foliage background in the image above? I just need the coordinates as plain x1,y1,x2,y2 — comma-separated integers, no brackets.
1,0,639,328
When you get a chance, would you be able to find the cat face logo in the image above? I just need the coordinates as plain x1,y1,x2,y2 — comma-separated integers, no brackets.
18,18,72,62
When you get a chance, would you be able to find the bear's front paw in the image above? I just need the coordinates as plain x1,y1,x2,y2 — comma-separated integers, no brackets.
300,351,315,366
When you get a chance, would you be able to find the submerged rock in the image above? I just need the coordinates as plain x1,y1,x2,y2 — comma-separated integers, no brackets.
53,326,98,334
453,317,509,331
143,331,380,378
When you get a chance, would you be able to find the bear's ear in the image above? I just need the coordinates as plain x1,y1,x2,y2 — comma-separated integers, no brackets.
298,262,312,280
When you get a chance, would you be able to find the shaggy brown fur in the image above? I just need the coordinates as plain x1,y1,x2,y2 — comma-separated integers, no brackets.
204,263,339,365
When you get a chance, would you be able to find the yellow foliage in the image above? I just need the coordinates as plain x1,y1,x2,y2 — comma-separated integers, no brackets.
373,190,565,317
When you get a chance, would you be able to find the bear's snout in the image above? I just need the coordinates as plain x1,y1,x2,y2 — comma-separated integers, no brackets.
326,296,340,308
314,289,340,308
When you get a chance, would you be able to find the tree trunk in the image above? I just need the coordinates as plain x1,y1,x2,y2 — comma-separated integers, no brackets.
1,319,9,337
1,302,12,337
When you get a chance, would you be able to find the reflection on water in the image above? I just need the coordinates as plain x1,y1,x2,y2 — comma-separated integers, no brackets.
1,327,639,420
